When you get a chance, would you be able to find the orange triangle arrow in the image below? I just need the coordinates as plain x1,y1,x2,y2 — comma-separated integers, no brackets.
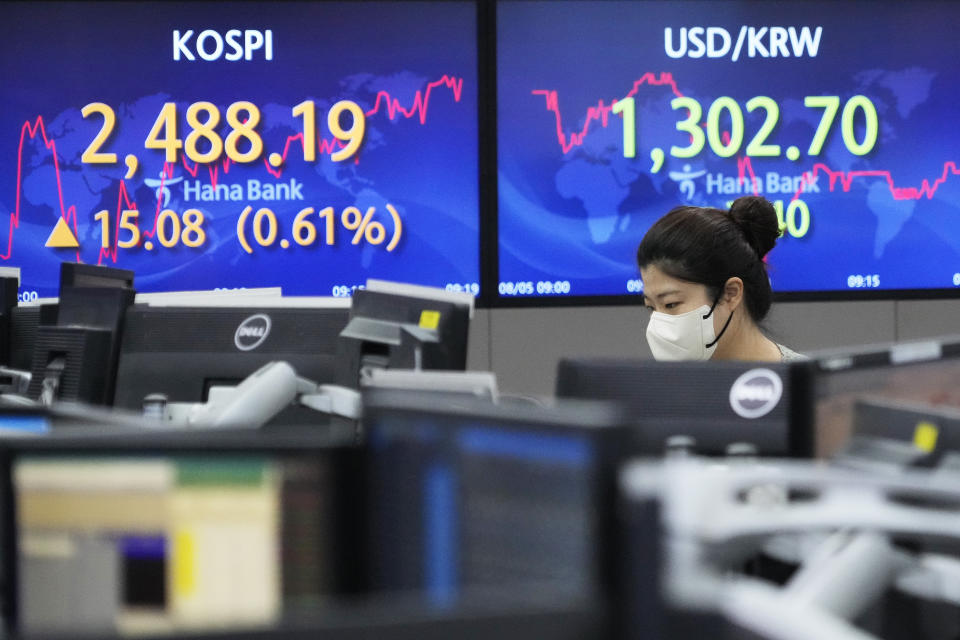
45,217,79,249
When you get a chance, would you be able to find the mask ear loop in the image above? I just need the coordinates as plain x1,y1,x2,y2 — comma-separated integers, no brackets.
703,290,734,349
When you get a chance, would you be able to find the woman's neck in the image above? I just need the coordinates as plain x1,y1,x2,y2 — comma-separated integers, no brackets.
711,311,781,362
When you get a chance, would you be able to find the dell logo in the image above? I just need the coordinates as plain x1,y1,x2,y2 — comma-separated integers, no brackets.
234,314,271,351
729,368,783,419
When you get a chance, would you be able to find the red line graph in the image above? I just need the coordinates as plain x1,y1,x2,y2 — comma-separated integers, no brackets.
539,73,960,203
737,157,762,195
368,74,463,124
182,74,464,188
533,72,683,154
97,172,172,264
791,161,960,202
731,157,960,203
5,75,464,264
5,116,81,262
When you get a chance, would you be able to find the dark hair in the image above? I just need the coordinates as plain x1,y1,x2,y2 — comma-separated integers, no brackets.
636,196,781,322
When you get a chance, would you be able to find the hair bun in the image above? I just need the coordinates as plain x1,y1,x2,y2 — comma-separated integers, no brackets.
728,196,780,258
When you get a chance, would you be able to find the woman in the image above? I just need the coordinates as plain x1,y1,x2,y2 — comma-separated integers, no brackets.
636,195,804,362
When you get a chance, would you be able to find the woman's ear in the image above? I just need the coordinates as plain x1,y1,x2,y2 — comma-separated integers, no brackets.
723,277,744,310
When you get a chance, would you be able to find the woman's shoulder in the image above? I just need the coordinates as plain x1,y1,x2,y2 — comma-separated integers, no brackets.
775,343,808,362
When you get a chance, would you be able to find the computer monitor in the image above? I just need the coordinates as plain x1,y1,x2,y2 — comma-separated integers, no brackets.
3,0,480,298
337,281,473,388
25,263,136,405
0,424,362,637
113,298,351,416
362,389,629,605
811,336,960,457
495,0,960,303
555,358,815,458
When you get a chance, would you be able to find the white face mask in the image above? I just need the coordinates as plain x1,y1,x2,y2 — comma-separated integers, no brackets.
646,302,733,361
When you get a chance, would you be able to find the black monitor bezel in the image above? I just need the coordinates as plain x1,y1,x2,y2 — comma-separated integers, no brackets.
0,424,360,636
361,389,631,601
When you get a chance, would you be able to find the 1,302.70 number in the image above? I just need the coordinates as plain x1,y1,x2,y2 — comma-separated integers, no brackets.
611,95,877,160
80,100,365,166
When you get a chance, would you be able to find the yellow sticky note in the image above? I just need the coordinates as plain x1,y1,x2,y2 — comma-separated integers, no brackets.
913,421,939,453
171,529,197,597
419,310,441,330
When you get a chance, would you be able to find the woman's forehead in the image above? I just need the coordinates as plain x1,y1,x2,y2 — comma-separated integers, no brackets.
640,265,702,296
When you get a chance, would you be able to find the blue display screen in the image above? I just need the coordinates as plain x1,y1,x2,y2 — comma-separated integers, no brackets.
497,0,960,298
1,1,479,298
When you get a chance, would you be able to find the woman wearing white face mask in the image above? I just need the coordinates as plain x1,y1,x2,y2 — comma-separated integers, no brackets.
637,195,805,362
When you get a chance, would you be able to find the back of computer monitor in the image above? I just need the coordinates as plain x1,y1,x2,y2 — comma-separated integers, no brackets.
338,286,471,386
114,304,350,410
556,358,815,458
852,398,960,460
55,286,136,405
58,262,133,292
25,326,113,404
809,335,960,457
22,263,136,405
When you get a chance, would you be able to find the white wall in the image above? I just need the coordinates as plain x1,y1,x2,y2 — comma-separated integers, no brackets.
466,299,960,396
